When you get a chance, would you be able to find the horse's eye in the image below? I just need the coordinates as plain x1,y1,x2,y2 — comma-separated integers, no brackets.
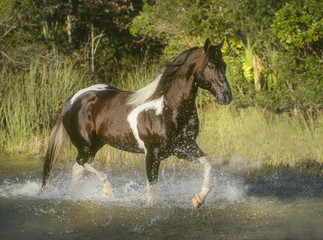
208,63,214,69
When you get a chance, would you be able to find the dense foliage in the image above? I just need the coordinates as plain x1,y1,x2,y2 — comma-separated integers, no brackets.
0,0,145,77
131,0,322,113
1,0,322,113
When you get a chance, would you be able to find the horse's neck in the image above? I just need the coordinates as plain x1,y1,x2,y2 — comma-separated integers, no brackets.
164,75,198,109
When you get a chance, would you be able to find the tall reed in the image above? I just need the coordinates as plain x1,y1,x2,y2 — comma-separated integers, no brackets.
0,59,90,153
197,104,323,167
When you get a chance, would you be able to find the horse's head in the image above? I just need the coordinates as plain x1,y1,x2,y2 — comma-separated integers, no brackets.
195,39,232,105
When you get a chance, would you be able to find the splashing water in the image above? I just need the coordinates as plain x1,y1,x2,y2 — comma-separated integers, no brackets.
0,179,40,198
0,155,322,240
0,165,247,206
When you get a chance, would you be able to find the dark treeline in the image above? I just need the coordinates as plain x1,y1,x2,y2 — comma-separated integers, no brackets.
0,0,148,77
1,0,322,114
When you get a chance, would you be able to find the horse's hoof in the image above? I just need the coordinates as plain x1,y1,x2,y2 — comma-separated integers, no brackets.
146,199,153,207
192,194,203,208
102,182,113,196
146,195,159,207
103,187,113,195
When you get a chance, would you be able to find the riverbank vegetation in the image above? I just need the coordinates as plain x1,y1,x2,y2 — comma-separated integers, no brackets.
1,0,322,168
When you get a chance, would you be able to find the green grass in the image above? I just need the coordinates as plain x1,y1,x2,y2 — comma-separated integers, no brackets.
197,104,323,168
1,60,322,170
0,58,91,153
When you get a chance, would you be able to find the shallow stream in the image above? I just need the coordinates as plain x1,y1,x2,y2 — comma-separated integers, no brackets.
0,155,322,239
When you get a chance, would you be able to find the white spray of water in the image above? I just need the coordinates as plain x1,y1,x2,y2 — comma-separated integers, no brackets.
0,167,247,207
0,180,39,198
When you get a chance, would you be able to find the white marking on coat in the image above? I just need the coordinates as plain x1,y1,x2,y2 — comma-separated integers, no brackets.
70,84,109,104
198,156,212,193
127,97,164,153
126,74,162,106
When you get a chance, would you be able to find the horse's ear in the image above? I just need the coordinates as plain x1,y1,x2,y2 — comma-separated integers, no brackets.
204,38,211,52
218,39,225,49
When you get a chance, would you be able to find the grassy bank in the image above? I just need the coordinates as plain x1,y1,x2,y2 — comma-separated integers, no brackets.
0,59,91,153
1,61,322,169
197,104,323,168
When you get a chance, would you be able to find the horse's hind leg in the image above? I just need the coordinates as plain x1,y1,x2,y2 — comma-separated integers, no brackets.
75,151,113,195
83,162,113,195
64,109,112,195
70,162,85,192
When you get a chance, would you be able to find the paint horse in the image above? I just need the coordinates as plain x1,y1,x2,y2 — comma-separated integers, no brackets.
41,39,232,208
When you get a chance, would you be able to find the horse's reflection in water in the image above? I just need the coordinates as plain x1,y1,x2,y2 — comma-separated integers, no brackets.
40,39,232,208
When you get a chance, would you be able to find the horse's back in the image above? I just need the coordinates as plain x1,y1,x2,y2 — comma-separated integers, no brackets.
61,84,141,153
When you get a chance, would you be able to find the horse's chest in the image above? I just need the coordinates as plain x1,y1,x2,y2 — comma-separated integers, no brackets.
127,103,199,151
176,114,199,139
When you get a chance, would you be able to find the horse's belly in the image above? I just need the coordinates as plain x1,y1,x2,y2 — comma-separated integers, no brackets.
97,120,143,154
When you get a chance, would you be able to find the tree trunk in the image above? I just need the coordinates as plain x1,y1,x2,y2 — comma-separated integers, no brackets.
41,1,49,39
91,23,95,73
67,0,75,58
90,23,104,73
253,55,264,92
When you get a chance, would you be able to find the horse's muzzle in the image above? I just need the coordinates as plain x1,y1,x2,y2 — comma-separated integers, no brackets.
216,90,232,105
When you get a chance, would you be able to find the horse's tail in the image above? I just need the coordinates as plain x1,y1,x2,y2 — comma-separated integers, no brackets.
40,115,69,192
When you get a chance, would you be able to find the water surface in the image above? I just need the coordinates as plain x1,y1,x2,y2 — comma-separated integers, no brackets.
0,155,322,239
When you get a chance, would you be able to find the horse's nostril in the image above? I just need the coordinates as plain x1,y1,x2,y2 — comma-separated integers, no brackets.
225,92,232,104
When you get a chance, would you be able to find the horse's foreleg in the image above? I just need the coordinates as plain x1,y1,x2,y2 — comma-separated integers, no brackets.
192,156,212,208
145,152,161,203
83,163,113,195
147,181,157,203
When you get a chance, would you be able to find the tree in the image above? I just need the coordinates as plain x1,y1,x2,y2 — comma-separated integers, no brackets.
0,0,144,77
130,0,323,112
0,0,44,68
272,1,323,60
